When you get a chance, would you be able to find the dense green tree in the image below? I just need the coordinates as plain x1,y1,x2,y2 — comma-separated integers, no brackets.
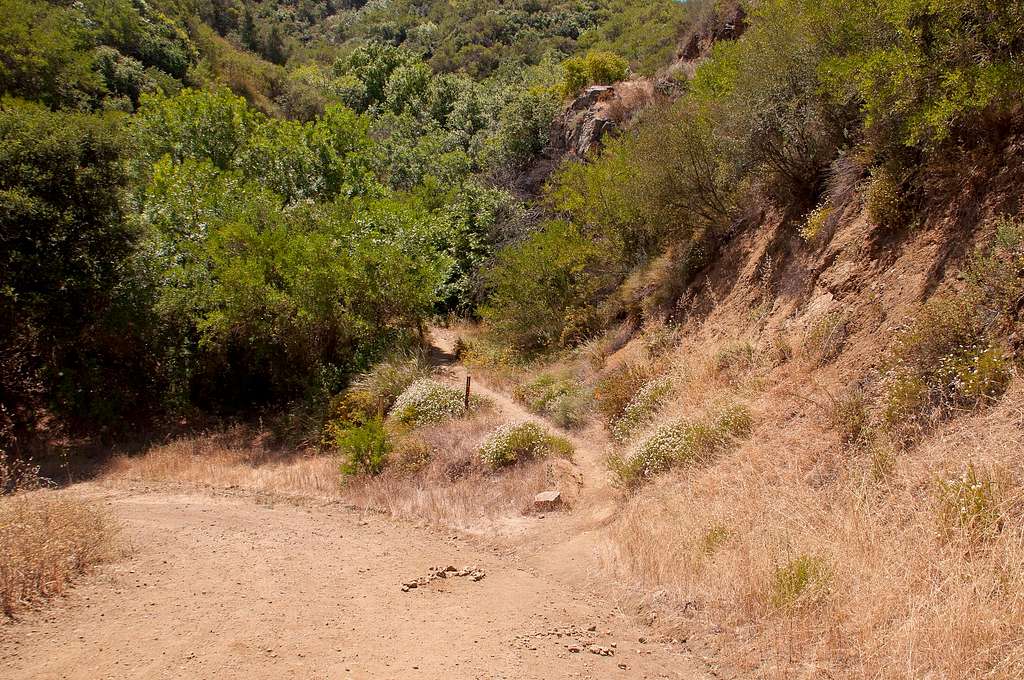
0,100,148,432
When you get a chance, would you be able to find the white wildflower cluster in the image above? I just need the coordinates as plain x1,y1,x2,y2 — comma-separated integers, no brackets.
624,419,688,479
390,379,466,426
616,404,752,484
478,421,547,469
611,376,672,441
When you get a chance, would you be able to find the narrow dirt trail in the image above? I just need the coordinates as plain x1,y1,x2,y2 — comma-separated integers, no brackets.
430,328,623,587
0,329,712,679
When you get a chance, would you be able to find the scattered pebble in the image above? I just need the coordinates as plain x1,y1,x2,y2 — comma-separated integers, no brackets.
401,565,486,591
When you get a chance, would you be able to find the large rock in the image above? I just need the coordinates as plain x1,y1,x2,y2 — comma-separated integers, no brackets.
512,80,655,196
533,490,562,511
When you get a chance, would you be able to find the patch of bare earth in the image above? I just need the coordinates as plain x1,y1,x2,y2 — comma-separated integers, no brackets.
0,485,705,679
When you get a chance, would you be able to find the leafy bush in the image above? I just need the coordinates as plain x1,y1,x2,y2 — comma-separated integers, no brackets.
560,51,629,98
0,100,155,433
610,404,752,486
481,221,613,352
390,379,474,426
770,554,831,610
549,100,734,262
478,421,573,469
822,0,1024,152
513,374,591,429
691,0,853,211
611,376,673,442
331,417,391,476
577,0,690,76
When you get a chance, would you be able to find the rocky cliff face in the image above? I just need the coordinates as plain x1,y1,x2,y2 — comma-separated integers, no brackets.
512,80,656,196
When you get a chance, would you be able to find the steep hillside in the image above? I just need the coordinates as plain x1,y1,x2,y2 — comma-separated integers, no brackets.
4,0,1024,677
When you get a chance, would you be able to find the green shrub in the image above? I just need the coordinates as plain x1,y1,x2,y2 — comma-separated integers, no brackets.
478,421,574,469
800,204,831,241
770,555,831,610
514,374,591,429
967,217,1024,336
691,0,851,211
865,166,905,228
390,379,477,427
480,221,612,352
331,417,391,476
610,376,673,441
560,51,629,98
610,404,753,486
822,0,1024,152
937,465,1001,541
0,99,155,432
577,0,689,76
881,295,1011,432
548,100,733,262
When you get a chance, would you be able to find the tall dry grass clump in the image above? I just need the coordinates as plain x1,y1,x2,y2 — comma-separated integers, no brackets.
1,455,118,618
104,427,341,498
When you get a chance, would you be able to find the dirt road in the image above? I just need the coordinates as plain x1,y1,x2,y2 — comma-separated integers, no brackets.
0,485,706,679
1,330,711,678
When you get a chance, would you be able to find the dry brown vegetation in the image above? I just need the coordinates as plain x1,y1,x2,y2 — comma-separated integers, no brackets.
1,458,119,618
104,428,341,499
610,377,1024,679
340,411,575,532
102,411,572,534
583,207,1024,677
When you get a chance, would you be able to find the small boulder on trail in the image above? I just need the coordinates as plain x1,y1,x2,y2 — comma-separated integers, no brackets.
533,490,562,512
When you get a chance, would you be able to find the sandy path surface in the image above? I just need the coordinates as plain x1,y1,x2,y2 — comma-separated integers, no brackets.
1,330,710,679
0,486,706,679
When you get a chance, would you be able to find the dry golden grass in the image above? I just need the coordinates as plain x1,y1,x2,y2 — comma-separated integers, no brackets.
103,416,569,534
104,427,341,499
345,411,574,532
1,463,119,618
608,349,1024,679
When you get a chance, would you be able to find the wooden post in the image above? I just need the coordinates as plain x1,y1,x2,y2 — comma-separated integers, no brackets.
464,375,471,410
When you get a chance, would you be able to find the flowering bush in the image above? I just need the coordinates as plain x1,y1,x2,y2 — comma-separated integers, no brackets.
610,404,752,486
478,421,573,469
611,376,672,441
390,379,468,426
